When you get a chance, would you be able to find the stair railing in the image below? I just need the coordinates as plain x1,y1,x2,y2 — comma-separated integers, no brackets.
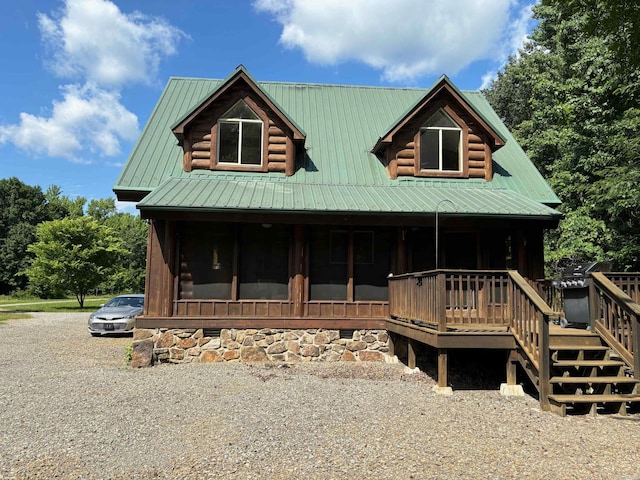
508,270,556,410
590,272,640,378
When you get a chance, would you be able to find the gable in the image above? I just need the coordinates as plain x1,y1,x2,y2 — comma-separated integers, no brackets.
373,76,505,181
172,66,305,177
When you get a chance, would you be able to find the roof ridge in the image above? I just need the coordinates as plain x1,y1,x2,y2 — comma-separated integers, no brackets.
166,75,479,93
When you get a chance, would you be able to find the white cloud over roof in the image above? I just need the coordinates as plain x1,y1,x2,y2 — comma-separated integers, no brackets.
254,0,534,83
0,0,185,163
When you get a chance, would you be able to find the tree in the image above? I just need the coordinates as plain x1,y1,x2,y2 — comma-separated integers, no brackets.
485,0,640,272
26,217,126,307
87,197,148,293
0,178,51,293
45,185,86,219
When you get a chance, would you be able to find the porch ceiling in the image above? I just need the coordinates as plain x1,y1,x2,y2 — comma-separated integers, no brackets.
137,176,561,220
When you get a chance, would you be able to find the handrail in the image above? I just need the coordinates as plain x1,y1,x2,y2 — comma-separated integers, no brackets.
508,270,554,411
590,272,640,377
388,269,511,330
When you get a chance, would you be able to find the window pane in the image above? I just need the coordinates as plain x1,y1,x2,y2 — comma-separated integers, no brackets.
441,130,460,171
427,110,457,128
420,129,439,170
179,224,233,299
219,122,239,163
309,227,348,300
224,100,259,120
239,224,289,300
241,122,262,165
354,229,391,301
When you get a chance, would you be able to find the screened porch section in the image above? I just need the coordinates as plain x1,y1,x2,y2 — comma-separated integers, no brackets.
173,222,393,322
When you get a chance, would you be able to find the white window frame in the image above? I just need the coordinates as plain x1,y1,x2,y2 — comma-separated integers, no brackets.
216,104,264,166
420,111,462,172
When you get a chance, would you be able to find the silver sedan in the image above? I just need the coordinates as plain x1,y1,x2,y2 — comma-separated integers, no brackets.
87,294,144,336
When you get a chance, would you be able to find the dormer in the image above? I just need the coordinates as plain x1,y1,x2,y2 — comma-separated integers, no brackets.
172,66,306,176
372,76,505,181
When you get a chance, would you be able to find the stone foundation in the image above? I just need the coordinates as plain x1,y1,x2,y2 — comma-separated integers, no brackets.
131,327,390,368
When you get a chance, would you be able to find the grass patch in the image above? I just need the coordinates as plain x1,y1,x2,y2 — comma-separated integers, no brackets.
0,296,111,313
0,312,31,324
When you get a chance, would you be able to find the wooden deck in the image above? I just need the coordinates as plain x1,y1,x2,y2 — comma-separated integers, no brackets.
387,269,640,415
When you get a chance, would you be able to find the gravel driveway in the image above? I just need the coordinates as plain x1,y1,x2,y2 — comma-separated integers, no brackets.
0,312,639,479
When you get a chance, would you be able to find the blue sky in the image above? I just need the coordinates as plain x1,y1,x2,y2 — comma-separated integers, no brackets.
0,0,536,212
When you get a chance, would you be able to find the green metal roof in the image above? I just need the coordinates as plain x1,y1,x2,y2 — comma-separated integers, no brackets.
115,74,561,218
138,176,560,219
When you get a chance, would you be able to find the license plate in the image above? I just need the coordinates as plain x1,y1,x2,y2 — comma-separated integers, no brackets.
104,323,114,330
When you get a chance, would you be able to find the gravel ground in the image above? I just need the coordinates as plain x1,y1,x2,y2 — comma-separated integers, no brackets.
0,313,639,479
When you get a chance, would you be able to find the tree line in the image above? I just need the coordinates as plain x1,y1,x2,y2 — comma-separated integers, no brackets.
0,177,147,306
485,0,640,274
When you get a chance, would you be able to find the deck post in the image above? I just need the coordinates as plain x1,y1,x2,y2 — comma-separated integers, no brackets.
437,348,448,388
388,332,395,358
506,350,517,385
437,273,447,332
538,313,551,411
408,339,418,369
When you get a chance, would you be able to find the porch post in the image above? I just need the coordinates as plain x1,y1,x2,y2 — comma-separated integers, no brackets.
292,224,305,317
162,220,176,317
408,339,418,369
396,227,408,274
437,348,448,388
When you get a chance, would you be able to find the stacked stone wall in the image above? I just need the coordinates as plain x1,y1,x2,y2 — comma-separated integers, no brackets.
131,328,390,368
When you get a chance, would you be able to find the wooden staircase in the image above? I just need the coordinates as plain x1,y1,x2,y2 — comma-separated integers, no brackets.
546,332,640,416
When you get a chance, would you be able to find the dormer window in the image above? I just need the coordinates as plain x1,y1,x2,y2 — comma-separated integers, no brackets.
419,109,462,173
217,100,263,166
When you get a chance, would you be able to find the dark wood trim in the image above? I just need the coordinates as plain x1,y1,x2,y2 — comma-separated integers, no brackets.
143,222,152,316
231,224,239,301
292,224,305,317
137,316,387,330
113,189,148,203
385,318,516,349
347,228,354,302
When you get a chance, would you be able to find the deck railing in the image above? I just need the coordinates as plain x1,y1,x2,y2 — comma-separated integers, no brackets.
388,270,511,331
508,271,556,409
590,272,640,377
389,269,555,408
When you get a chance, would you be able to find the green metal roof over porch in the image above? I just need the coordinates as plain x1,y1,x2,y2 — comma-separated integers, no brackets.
137,175,560,219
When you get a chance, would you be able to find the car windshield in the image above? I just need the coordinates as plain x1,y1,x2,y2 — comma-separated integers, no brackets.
104,296,144,308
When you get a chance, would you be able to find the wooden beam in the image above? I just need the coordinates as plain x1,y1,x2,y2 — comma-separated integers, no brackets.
506,350,517,386
292,224,305,317
136,316,387,330
408,339,418,369
438,348,448,388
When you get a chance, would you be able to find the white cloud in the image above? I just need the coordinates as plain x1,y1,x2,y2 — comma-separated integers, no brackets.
0,83,139,162
38,0,186,87
255,0,535,83
0,0,185,163
479,2,536,89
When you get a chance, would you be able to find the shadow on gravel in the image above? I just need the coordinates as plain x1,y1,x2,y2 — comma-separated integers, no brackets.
408,344,520,390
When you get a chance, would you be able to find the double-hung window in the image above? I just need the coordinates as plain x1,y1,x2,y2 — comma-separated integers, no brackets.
419,109,462,173
217,100,263,166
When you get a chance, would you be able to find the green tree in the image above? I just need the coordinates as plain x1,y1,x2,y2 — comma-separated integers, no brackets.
485,0,640,272
87,198,116,221
0,178,51,293
26,217,126,307
87,198,147,293
45,185,86,219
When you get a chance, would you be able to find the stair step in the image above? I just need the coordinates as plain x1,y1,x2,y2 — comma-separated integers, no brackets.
553,360,624,368
548,394,640,404
553,345,608,351
550,376,639,384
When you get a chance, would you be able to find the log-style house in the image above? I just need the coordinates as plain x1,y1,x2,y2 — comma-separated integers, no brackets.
116,66,640,414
